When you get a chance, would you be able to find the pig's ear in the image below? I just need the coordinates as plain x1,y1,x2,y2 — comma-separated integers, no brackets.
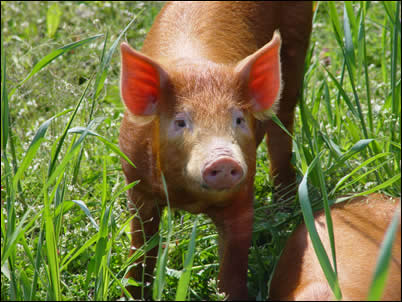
235,30,282,120
120,42,168,117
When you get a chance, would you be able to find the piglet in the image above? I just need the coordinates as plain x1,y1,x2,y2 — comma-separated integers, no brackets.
119,1,312,299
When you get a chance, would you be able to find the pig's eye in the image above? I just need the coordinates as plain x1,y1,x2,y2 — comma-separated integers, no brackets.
236,117,245,126
171,112,192,135
175,119,187,128
233,109,248,131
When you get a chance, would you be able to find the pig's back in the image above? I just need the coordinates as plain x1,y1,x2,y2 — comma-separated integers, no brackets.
141,2,285,63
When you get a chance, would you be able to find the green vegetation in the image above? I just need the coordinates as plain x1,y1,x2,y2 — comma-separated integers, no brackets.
1,1,400,300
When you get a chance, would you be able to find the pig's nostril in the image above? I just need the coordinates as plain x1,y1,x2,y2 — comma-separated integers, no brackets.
231,169,239,176
211,170,218,176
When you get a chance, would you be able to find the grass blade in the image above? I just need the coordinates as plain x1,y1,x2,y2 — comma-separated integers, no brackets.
331,152,392,194
175,218,198,301
92,10,144,102
323,65,358,118
347,174,401,198
298,153,342,300
328,2,343,44
68,126,135,168
327,139,373,173
12,109,72,192
358,2,373,133
30,223,45,300
47,2,62,38
153,172,173,301
367,201,401,300
48,73,94,178
60,234,98,271
313,135,338,278
1,34,9,152
71,200,98,230
1,208,33,267
389,2,401,139
43,184,61,300
271,113,294,139
343,2,356,67
7,34,102,100
46,119,98,188
328,2,369,140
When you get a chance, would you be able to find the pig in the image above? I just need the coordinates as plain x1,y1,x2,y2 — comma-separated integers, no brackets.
119,1,312,300
270,193,401,301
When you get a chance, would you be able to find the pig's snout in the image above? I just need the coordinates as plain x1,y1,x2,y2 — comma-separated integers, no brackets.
202,157,244,190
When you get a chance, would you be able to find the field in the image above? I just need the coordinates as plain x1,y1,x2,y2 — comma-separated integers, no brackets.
1,1,400,300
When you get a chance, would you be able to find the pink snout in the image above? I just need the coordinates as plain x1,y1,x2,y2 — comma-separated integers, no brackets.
202,157,244,190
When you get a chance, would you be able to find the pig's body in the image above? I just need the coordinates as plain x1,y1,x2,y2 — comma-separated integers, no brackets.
119,1,312,299
270,194,401,301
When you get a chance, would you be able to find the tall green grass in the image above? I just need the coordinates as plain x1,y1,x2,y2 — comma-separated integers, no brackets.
2,3,152,300
1,1,400,301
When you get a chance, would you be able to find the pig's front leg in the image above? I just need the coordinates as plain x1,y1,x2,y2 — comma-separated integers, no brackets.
125,191,161,299
207,186,254,300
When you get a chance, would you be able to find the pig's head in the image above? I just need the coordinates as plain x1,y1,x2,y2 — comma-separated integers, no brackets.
120,31,282,203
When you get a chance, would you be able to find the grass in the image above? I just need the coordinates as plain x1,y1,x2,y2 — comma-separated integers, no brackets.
1,1,400,301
